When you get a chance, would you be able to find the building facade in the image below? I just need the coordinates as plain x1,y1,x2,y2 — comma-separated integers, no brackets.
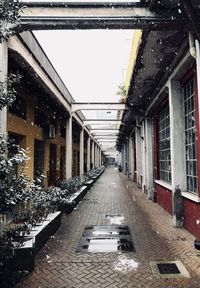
1,32,103,186
118,31,200,239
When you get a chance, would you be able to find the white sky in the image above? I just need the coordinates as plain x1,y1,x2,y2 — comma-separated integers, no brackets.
34,30,133,103
29,2,134,154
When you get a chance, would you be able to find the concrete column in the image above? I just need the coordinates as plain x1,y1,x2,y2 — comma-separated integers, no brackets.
135,126,142,187
125,141,129,175
97,146,100,167
0,43,8,237
145,117,154,200
141,121,146,193
87,136,91,171
99,148,102,166
79,127,84,175
129,136,134,181
121,146,124,170
91,140,95,169
169,79,186,227
0,42,8,135
95,144,98,168
66,115,72,179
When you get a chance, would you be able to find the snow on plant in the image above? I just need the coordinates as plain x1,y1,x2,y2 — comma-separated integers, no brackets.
0,0,23,43
0,134,30,214
58,176,83,194
0,73,22,110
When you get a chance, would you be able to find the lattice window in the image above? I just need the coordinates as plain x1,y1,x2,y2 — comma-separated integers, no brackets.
158,105,171,183
184,79,198,193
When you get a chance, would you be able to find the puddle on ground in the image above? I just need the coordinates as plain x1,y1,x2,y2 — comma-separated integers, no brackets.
113,255,139,273
77,225,134,253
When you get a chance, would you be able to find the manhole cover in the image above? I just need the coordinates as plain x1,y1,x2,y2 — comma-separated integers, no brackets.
150,261,190,278
76,225,135,253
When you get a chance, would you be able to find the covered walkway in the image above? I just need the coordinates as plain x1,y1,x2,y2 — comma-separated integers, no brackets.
17,168,200,288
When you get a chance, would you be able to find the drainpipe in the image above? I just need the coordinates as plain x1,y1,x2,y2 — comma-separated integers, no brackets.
195,39,200,131
189,32,196,59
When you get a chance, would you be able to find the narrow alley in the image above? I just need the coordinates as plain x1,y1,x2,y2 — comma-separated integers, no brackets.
17,167,200,288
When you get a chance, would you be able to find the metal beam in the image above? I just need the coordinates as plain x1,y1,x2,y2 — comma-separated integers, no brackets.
72,103,125,113
98,140,116,142
83,120,122,126
18,2,187,31
95,135,118,138
92,133,118,136
89,128,119,131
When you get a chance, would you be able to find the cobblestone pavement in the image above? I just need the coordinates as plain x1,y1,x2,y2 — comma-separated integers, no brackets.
17,167,200,288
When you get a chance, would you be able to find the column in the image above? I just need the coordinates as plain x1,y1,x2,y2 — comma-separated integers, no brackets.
169,80,186,227
129,136,134,181
145,117,154,200
91,140,95,169
97,146,100,167
141,121,146,193
87,136,91,171
135,126,142,187
94,144,97,168
0,43,8,237
79,127,84,175
99,148,102,166
0,42,8,135
66,115,72,179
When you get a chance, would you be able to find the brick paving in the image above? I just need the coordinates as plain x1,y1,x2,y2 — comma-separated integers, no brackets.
16,167,200,288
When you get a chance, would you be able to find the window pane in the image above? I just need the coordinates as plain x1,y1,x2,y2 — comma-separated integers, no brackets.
158,105,171,183
184,78,198,194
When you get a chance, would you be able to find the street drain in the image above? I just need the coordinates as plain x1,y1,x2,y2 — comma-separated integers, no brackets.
150,261,190,278
157,263,180,274
76,225,135,253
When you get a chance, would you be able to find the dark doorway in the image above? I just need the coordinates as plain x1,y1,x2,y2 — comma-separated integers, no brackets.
34,139,44,178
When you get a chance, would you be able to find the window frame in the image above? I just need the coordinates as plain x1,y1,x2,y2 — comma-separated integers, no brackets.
181,71,200,194
157,104,171,184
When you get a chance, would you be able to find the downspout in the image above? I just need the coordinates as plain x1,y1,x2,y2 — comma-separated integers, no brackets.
189,32,196,59
195,39,200,135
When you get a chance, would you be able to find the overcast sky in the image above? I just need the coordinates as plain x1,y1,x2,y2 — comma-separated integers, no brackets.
34,30,133,103
29,2,134,154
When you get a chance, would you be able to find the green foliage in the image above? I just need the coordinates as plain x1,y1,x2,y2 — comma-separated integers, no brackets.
0,0,22,42
0,135,30,214
116,84,126,97
0,73,22,110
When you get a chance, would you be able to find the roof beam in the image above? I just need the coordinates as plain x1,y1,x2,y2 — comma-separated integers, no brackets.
72,103,125,113
19,2,187,31
92,132,118,136
98,139,116,142
83,120,122,126
90,128,119,131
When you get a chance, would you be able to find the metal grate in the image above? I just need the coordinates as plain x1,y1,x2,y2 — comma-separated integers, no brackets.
150,261,190,278
157,263,180,274
76,225,134,253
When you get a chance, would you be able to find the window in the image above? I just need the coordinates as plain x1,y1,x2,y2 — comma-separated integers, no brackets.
158,105,171,183
184,79,198,193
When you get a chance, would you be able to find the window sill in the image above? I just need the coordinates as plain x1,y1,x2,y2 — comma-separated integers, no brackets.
181,191,200,203
155,180,172,191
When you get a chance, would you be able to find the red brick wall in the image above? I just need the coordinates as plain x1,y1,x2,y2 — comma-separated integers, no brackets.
155,183,172,215
183,198,200,239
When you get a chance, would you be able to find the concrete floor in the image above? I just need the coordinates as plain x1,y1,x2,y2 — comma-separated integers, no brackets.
16,167,200,288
